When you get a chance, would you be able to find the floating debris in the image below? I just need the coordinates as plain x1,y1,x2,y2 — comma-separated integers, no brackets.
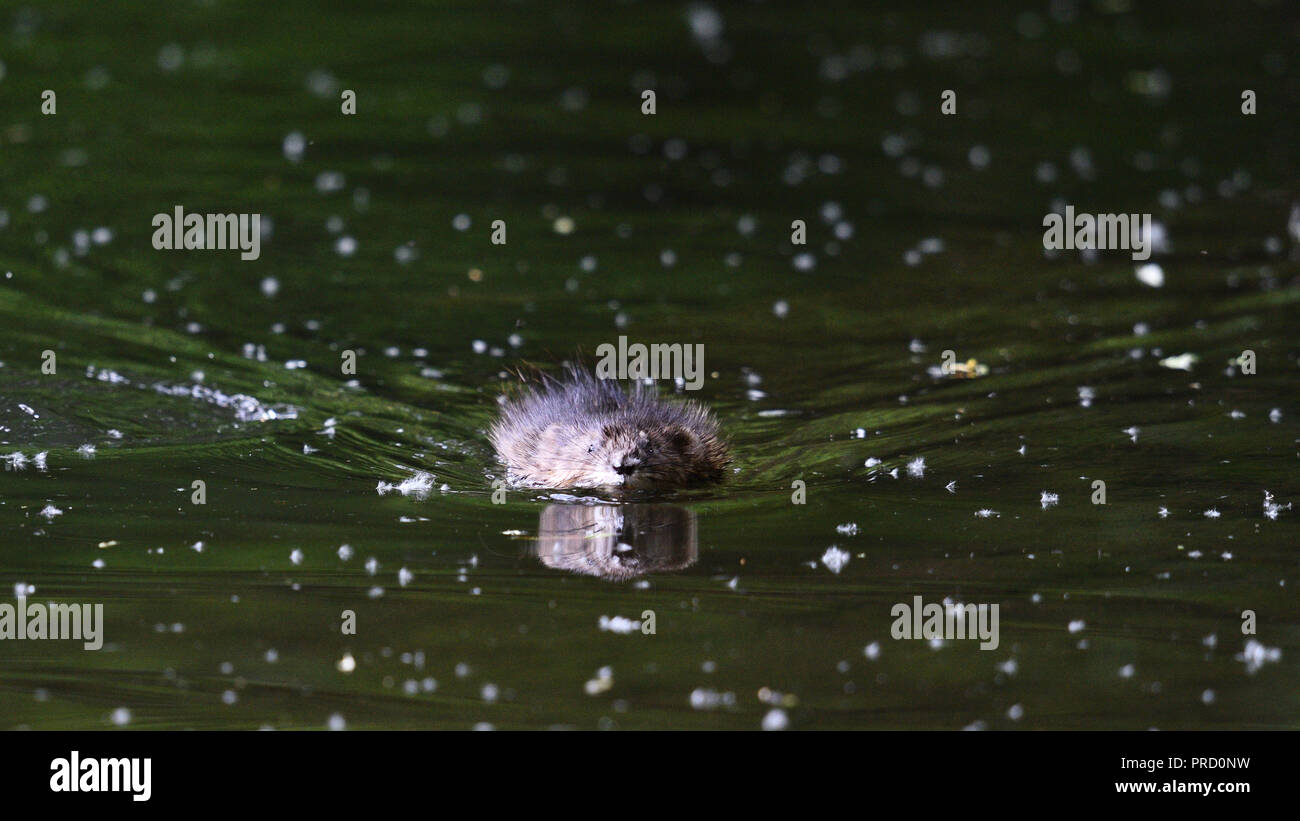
584,666,614,695
931,358,988,379
689,688,736,710
598,615,641,634
761,708,789,731
1040,491,1059,510
906,456,926,478
1263,491,1291,520
152,382,298,423
1158,353,1199,371
820,546,850,574
376,471,435,498
1135,263,1164,288
1237,639,1281,674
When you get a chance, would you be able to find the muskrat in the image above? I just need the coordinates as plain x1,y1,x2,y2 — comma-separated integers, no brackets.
490,367,730,490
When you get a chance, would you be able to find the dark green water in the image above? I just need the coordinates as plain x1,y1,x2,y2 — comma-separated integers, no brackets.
1,1,1297,729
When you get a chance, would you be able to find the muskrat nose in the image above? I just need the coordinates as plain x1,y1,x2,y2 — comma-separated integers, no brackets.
614,462,637,476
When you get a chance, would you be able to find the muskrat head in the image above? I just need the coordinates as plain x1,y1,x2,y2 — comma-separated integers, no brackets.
587,422,714,490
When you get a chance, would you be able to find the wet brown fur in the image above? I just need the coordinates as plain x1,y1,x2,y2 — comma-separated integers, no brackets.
490,366,729,490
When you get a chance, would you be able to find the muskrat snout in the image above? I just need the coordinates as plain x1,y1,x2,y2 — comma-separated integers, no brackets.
613,457,640,477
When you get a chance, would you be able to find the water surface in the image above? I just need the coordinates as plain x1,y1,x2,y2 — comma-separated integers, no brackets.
0,0,1297,729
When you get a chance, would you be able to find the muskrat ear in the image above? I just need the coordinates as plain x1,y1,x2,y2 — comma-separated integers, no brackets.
670,428,695,451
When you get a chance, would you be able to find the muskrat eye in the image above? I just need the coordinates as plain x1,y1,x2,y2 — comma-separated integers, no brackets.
587,444,595,454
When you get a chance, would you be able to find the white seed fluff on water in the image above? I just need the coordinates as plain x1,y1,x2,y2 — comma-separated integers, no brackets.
761,709,789,731
1163,353,1198,371
1237,639,1281,674
689,688,735,710
282,131,306,162
598,615,640,634
821,546,850,574
314,171,345,193
376,471,435,498
1135,263,1165,288
584,666,614,695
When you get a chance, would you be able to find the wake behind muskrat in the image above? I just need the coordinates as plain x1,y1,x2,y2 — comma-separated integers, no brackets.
490,367,730,491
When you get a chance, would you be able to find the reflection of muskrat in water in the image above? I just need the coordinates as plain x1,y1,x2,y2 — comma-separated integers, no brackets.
531,503,699,580
490,367,730,490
